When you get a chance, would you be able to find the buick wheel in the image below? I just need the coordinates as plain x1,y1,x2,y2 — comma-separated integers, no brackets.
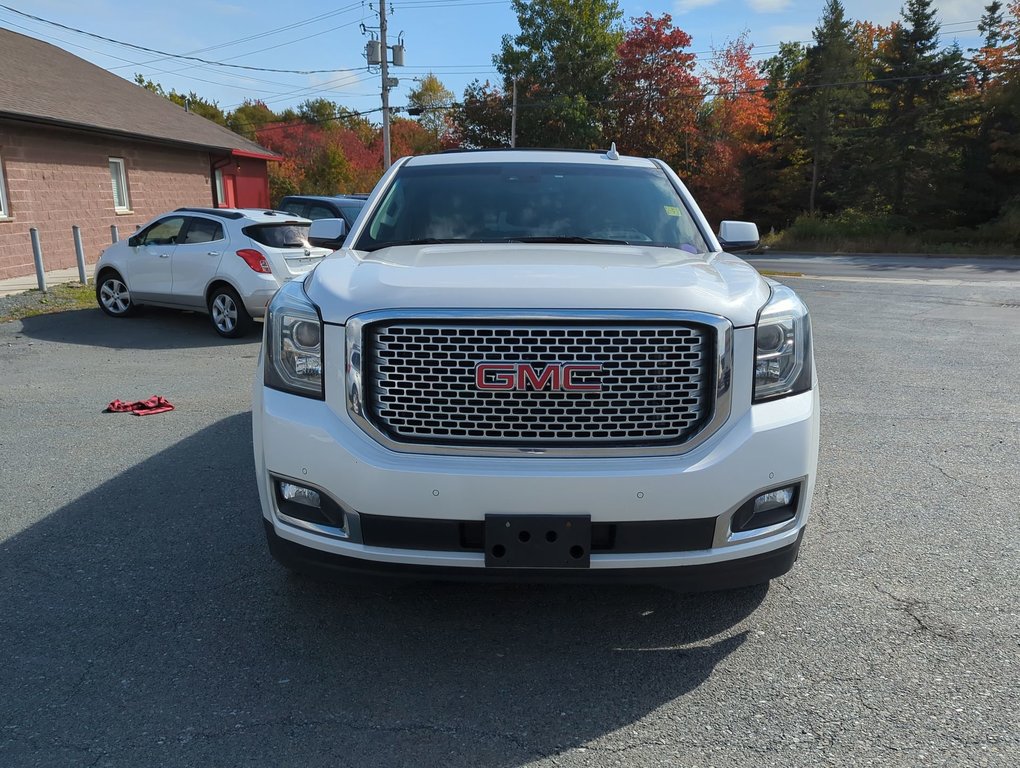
208,285,253,338
96,272,136,317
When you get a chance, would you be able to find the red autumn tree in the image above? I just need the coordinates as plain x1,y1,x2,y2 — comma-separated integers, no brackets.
611,13,702,176
391,117,441,159
692,34,773,223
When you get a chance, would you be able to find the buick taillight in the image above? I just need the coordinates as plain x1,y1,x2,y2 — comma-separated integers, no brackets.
236,249,272,274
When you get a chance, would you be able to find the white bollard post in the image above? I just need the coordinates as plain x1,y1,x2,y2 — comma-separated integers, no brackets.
72,225,88,284
30,228,47,293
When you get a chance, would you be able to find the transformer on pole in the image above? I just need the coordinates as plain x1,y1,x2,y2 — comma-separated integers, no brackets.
363,8,406,170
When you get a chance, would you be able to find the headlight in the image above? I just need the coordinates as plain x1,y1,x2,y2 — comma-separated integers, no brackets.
264,280,324,399
753,283,813,402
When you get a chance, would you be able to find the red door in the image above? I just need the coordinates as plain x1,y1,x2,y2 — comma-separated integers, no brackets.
223,173,237,207
214,167,238,208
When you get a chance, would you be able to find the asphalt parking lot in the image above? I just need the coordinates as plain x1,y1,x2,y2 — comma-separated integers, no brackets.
1,264,1018,767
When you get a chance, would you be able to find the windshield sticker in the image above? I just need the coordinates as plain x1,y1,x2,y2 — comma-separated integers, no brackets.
663,206,682,217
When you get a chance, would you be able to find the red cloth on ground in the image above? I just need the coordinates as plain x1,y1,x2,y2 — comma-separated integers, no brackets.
104,396,175,416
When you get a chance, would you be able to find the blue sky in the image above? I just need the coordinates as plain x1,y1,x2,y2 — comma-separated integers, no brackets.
3,0,989,120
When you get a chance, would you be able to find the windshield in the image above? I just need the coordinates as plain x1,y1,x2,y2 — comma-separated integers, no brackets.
353,162,710,253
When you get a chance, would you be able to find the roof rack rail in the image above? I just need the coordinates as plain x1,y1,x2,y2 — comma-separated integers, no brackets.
174,207,246,219
439,147,606,155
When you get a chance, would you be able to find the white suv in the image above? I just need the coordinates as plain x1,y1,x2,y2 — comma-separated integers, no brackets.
94,208,336,337
253,149,820,589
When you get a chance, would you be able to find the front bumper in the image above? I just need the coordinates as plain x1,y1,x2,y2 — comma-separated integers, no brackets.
253,324,820,585
264,518,805,588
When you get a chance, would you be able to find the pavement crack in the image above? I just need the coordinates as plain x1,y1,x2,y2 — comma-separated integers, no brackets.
873,585,957,641
926,459,993,492
61,621,143,707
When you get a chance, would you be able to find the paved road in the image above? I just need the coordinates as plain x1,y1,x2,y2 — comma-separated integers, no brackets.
747,252,1020,284
1,264,1018,766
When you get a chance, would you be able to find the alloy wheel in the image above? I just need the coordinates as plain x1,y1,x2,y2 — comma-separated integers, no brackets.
99,278,131,315
211,293,238,334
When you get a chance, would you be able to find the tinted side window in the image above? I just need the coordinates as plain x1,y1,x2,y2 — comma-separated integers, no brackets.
338,202,366,225
305,204,337,220
279,201,306,217
139,217,186,246
181,218,224,244
243,224,310,248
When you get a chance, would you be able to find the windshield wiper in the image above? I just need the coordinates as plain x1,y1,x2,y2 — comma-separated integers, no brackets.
509,236,634,245
362,238,480,252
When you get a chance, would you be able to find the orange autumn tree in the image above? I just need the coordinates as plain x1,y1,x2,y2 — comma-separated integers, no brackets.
611,13,702,176
692,35,772,224
255,121,353,203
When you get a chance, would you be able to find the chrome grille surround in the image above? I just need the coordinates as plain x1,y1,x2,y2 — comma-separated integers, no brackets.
345,310,733,457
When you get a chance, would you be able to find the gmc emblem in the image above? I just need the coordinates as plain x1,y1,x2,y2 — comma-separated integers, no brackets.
474,363,603,392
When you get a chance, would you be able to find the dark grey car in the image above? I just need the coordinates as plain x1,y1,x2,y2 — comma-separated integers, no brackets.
277,195,367,229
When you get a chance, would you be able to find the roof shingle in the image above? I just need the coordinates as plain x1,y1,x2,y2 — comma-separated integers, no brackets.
0,28,278,158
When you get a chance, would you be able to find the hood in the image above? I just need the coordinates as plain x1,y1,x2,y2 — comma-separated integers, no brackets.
305,244,770,327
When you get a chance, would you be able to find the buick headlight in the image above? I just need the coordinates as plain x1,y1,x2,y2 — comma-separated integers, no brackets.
753,283,813,402
264,280,324,399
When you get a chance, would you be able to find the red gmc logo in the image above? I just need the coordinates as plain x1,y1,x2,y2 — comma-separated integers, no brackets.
474,363,603,392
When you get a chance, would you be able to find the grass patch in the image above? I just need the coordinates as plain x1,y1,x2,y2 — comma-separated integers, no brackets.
0,282,96,324
762,208,1020,256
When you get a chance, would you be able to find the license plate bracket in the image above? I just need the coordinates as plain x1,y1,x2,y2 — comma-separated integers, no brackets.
484,515,591,568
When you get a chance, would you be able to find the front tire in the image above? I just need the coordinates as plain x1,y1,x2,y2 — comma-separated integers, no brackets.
208,285,253,338
96,271,136,317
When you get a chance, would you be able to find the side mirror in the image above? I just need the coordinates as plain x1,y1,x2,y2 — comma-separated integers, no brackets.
127,235,140,248
307,218,348,249
718,220,760,253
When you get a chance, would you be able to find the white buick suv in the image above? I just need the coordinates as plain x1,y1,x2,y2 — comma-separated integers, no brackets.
252,149,820,589
94,208,335,337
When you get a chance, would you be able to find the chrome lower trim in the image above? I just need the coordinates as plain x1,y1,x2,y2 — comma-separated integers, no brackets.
345,309,733,457
269,473,363,542
711,476,808,548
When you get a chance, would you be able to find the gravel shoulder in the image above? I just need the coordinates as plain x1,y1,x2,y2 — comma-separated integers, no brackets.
0,282,95,323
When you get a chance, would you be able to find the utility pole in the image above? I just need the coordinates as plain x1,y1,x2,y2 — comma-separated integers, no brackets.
364,6,403,168
510,77,517,148
379,0,391,169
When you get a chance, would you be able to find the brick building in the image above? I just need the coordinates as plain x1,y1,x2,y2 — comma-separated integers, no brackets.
0,29,278,281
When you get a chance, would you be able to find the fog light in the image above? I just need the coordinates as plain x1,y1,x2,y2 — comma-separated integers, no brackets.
754,487,795,514
279,481,321,508
274,478,348,533
731,484,800,533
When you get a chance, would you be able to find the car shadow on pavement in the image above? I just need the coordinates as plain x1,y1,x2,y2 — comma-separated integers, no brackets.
0,413,765,767
15,306,260,350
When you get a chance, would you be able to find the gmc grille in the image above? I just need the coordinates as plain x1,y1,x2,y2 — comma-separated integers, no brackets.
361,321,717,449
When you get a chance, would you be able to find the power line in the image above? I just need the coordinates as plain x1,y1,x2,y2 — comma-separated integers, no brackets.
0,17,319,95
106,3,366,71
422,69,971,115
0,3,363,74
226,67,973,135
231,105,387,132
403,17,985,73
135,17,368,84
0,14,379,114
221,72,382,111
395,0,509,7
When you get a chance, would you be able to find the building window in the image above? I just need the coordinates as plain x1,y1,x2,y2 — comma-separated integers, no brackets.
214,168,225,207
0,153,10,218
109,157,130,212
